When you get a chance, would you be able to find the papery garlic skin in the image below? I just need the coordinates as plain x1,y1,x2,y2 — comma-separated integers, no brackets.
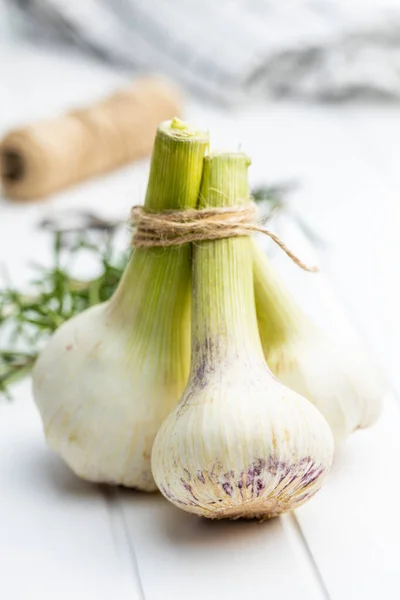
33,304,163,489
253,244,385,442
266,333,384,443
152,153,334,518
32,263,189,490
32,120,209,490
153,362,334,519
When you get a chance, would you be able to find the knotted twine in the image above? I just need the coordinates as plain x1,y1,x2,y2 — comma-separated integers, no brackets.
0,77,181,202
131,202,318,272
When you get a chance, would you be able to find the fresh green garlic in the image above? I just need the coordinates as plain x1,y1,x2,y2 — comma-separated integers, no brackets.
32,119,209,490
253,244,385,442
151,153,334,519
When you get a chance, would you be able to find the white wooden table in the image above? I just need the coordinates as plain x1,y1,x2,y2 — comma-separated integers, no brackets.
1,34,400,600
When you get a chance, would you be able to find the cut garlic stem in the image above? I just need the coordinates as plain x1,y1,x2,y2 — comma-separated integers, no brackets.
32,119,209,490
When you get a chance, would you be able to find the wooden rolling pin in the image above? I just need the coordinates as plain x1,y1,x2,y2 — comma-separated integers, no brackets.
0,76,182,201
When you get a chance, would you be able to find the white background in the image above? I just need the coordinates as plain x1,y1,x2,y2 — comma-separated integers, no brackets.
1,8,400,600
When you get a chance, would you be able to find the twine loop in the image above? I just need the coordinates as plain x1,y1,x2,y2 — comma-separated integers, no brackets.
131,202,318,272
0,77,181,201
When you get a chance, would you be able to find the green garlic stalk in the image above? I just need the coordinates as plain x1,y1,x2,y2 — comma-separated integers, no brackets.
151,153,333,519
32,119,209,491
253,244,385,442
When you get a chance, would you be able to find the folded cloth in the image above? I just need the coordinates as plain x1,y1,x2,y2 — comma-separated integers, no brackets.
10,0,400,103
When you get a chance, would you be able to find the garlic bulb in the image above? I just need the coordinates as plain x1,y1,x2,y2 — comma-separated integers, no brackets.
253,243,385,442
151,153,334,519
32,119,209,490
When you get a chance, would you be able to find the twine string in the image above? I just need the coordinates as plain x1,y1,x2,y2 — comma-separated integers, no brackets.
131,202,318,272
0,77,181,201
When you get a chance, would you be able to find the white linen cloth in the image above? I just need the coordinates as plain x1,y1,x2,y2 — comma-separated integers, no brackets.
8,0,400,103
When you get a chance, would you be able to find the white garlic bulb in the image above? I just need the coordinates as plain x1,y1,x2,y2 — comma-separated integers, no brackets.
253,244,385,442
32,120,209,490
152,153,334,518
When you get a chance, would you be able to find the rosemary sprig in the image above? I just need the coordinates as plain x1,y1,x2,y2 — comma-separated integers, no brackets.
0,221,129,399
0,184,295,399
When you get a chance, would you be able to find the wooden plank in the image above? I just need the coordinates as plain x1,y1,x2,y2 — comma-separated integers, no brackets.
237,103,400,600
297,398,400,600
119,491,326,600
0,381,142,600
334,106,400,394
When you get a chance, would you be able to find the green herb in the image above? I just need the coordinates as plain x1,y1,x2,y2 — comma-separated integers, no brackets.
0,218,129,399
0,184,293,399
252,180,297,213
